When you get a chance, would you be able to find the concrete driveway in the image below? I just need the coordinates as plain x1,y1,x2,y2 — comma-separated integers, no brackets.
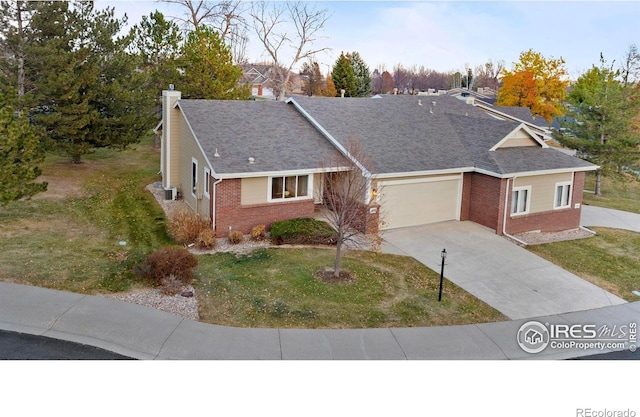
381,221,626,320
581,205,640,232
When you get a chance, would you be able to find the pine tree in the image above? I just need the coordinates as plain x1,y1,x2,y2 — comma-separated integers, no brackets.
179,25,249,100
349,51,371,97
0,94,47,204
28,1,153,163
554,55,640,196
332,52,356,97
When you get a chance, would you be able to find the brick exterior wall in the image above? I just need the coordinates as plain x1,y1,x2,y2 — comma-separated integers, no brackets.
459,172,472,221
465,173,507,233
504,171,585,234
214,178,315,234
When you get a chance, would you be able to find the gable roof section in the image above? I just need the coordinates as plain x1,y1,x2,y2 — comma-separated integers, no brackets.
287,95,479,176
449,114,595,176
489,123,548,151
177,100,347,177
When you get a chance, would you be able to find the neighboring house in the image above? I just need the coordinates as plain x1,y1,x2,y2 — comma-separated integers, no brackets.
240,64,275,99
158,90,597,238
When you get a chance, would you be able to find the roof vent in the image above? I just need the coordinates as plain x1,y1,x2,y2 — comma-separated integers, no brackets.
429,107,434,114
418,99,423,106
214,148,220,157
248,157,255,164
432,101,437,106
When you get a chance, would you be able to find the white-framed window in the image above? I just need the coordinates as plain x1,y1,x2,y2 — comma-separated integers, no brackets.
191,158,198,197
554,181,572,209
511,186,531,215
204,167,211,199
269,175,311,201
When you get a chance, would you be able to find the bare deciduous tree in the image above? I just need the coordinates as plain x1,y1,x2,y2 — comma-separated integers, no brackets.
321,140,380,279
250,1,331,100
162,0,248,63
473,59,504,91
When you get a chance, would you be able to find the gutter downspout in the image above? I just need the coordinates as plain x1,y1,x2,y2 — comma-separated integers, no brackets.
503,177,528,247
211,178,223,231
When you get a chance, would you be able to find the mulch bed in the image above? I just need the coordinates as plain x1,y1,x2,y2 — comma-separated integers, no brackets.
315,269,356,284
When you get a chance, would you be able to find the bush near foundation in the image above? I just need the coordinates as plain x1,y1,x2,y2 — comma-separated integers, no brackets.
269,218,337,245
251,224,267,241
228,230,244,245
167,207,210,245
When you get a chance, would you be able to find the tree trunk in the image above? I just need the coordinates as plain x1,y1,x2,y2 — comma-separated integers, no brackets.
333,233,342,278
595,169,602,197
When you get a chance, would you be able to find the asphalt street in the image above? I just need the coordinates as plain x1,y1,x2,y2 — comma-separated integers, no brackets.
0,330,133,360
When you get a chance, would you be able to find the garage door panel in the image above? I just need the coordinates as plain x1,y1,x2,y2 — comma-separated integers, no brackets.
380,179,460,230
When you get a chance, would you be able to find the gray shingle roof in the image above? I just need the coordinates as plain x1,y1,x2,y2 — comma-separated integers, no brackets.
177,100,346,176
448,113,595,175
176,94,595,178
289,95,487,174
491,105,550,128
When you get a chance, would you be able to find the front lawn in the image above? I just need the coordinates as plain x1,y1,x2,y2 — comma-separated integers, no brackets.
0,134,172,293
583,172,640,214
194,247,508,328
527,227,640,302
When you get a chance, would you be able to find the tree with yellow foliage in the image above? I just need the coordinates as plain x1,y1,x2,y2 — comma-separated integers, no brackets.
497,49,569,122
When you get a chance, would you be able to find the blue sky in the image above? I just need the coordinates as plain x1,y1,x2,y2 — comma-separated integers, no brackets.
98,1,640,79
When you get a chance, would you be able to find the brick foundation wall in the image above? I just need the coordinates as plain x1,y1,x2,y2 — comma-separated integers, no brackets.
214,179,315,234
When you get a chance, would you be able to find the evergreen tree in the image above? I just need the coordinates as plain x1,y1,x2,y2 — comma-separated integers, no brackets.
0,93,47,204
300,60,324,96
179,25,249,100
28,1,153,163
349,51,371,97
332,52,356,97
130,11,183,101
555,55,640,196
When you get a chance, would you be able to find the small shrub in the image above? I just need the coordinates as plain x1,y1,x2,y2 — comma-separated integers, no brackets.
138,247,198,286
228,230,244,245
159,274,183,296
196,227,216,250
270,218,337,245
167,207,210,245
251,224,267,241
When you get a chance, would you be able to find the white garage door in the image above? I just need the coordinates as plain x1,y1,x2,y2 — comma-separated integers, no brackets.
379,176,461,230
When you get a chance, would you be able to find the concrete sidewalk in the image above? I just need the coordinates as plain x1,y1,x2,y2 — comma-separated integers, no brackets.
0,281,638,360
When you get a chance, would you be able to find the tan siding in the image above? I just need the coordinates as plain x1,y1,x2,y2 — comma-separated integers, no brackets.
499,129,539,148
241,177,268,205
313,174,323,203
514,172,572,213
177,113,210,219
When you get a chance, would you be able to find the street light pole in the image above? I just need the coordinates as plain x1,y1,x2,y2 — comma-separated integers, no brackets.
438,248,447,302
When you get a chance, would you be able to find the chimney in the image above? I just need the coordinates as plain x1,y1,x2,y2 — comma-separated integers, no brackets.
161,88,182,190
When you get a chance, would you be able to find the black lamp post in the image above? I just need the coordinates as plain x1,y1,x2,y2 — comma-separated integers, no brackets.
438,248,447,302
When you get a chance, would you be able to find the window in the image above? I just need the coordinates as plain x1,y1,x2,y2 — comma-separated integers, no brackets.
191,158,198,196
511,186,530,215
270,175,310,201
554,182,572,209
204,168,211,198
